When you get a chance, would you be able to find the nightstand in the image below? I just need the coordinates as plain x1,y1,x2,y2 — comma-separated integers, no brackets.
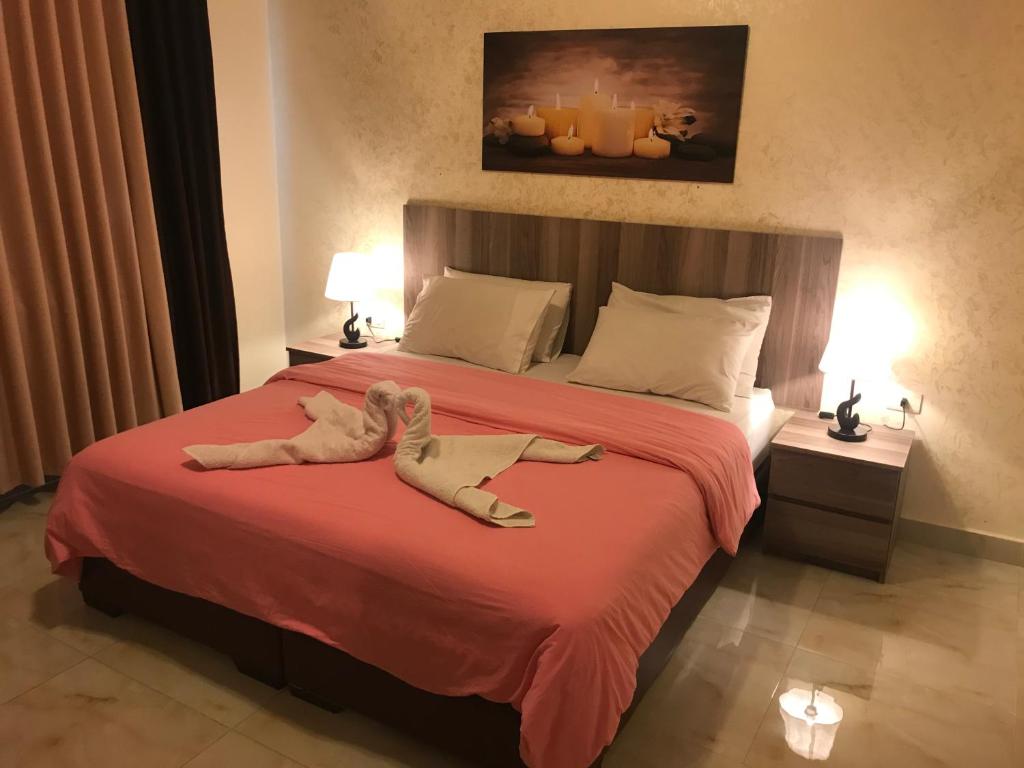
286,334,398,366
765,412,914,582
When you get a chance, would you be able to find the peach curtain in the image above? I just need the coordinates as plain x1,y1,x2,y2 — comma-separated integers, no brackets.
0,0,182,493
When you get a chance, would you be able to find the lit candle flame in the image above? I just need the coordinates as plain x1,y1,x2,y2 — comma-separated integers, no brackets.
568,124,575,140
612,93,618,109
648,128,655,141
556,93,561,109
527,104,535,118
593,78,599,93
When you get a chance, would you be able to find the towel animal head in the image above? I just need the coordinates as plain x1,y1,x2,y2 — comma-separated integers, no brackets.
366,380,403,436
397,387,431,434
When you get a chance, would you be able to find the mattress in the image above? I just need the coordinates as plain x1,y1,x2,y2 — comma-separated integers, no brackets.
388,349,792,466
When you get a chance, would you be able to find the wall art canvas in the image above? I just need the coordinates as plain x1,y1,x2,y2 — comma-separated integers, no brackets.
482,25,749,183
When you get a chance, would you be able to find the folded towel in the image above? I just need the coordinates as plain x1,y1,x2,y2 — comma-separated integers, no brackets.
183,381,402,469
394,387,603,527
183,380,603,527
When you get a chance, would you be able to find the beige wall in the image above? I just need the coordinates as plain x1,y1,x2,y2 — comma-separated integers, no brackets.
209,0,287,390
267,0,1024,542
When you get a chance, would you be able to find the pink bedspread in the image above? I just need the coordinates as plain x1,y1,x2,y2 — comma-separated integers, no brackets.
46,353,759,768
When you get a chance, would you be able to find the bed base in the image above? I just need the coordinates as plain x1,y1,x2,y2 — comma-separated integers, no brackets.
80,558,284,688
78,464,767,767
79,549,730,767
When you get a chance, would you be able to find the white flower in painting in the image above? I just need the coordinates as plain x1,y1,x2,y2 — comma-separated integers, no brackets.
484,117,513,144
653,100,700,141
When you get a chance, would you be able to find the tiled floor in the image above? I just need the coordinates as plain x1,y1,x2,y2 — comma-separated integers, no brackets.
1,493,1021,767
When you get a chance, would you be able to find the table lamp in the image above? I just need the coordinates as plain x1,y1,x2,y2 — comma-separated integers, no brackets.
818,326,893,442
324,251,371,349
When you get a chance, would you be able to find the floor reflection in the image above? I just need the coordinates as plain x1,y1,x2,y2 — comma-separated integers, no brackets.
778,686,844,761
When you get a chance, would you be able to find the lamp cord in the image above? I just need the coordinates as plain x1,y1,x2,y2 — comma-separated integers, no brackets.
363,318,399,345
884,399,908,431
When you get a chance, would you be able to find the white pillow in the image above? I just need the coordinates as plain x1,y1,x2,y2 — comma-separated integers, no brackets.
608,282,772,397
569,305,760,412
443,267,573,362
399,276,553,373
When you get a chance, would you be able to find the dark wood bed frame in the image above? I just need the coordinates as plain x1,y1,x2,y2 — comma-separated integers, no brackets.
78,204,841,767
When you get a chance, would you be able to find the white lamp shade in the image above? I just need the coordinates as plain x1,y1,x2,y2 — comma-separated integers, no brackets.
818,333,893,382
324,251,372,303
819,287,914,383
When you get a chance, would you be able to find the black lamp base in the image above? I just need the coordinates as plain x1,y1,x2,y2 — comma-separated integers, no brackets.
827,379,869,442
340,307,366,349
827,424,869,442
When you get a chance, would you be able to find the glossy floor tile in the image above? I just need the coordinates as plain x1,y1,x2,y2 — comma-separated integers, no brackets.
0,502,53,591
609,616,795,762
236,690,469,768
744,649,1018,768
885,541,1021,613
803,566,1019,711
1,493,1021,767
183,731,305,768
0,567,132,655
0,617,85,703
0,658,225,767
696,548,830,646
95,618,278,727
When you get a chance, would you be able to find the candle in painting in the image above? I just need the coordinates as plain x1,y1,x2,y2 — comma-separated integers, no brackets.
630,101,656,140
511,104,545,137
633,128,671,159
577,78,612,148
536,94,579,140
551,124,584,156
591,95,634,158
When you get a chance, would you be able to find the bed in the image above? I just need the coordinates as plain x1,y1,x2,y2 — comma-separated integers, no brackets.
45,203,842,768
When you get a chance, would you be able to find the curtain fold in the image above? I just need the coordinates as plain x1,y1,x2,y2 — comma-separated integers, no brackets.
0,0,182,494
124,0,240,409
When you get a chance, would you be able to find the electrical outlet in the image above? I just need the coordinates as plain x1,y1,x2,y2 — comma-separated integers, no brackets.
887,391,923,415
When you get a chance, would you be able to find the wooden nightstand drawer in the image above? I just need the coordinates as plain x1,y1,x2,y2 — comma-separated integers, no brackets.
769,448,900,521
765,498,891,579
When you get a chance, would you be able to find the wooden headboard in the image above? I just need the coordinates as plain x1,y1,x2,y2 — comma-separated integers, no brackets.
403,203,842,411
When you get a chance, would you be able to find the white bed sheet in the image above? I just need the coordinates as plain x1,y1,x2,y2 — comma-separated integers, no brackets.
383,349,791,465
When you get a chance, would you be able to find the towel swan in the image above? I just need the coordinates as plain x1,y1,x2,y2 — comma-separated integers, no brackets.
394,387,602,528
183,380,402,469
184,380,602,527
